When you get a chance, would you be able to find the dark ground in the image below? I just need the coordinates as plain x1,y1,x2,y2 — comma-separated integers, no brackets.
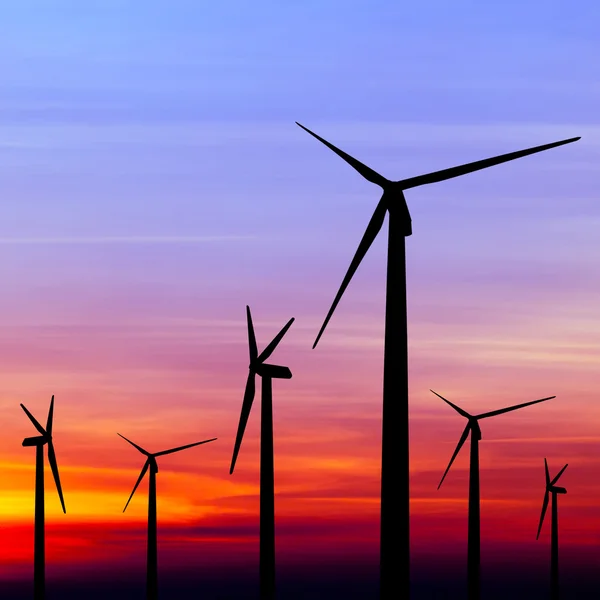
1,570,597,599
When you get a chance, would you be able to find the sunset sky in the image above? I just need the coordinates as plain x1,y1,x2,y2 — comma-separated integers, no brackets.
1,1,599,598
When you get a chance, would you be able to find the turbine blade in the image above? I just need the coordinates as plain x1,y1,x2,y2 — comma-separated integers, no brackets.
123,460,150,512
430,390,472,419
230,372,256,474
46,395,55,435
536,491,550,540
154,438,218,457
20,404,46,436
296,122,389,187
257,317,295,363
550,463,568,486
545,458,550,487
398,138,580,190
47,442,66,513
476,396,555,420
246,306,258,363
117,433,149,456
438,423,471,489
313,198,388,349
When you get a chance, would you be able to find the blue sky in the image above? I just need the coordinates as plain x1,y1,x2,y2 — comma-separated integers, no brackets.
0,0,597,334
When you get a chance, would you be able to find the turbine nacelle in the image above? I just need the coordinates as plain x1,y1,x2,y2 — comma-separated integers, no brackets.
382,189,412,236
469,419,482,441
255,363,292,379
22,435,48,447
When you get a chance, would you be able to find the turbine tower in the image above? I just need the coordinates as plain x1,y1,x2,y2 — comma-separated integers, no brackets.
119,433,217,600
230,305,294,600
432,390,555,600
20,395,66,600
537,458,568,600
297,120,579,599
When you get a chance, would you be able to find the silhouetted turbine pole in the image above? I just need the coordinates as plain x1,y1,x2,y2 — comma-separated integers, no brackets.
382,202,408,600
468,424,480,600
432,391,554,600
552,490,558,600
230,306,294,600
537,459,568,600
119,434,217,600
261,375,275,600
21,395,66,600
148,464,158,599
34,443,45,600
296,120,578,600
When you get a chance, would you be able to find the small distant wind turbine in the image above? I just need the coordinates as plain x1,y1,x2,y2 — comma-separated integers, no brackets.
297,120,579,600
537,458,568,600
20,395,66,600
230,305,294,600
119,433,217,600
432,390,555,600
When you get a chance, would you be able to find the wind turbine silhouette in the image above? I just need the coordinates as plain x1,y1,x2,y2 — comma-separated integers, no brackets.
230,305,294,600
431,390,555,600
20,395,66,600
296,120,579,599
119,433,217,600
537,458,568,600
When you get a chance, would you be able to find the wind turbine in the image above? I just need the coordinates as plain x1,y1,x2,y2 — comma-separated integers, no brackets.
537,458,568,600
432,390,555,600
296,120,579,599
119,433,217,600
20,395,66,600
230,305,294,600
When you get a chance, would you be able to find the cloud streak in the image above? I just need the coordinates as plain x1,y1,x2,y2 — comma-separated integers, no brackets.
0,235,256,244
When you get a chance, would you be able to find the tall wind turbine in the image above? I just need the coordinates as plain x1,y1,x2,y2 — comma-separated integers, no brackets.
20,395,66,600
537,458,568,600
119,433,217,600
296,120,579,599
230,305,294,600
432,390,555,600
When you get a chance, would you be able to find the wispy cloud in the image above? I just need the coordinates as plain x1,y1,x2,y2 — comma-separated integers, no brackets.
0,235,256,244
